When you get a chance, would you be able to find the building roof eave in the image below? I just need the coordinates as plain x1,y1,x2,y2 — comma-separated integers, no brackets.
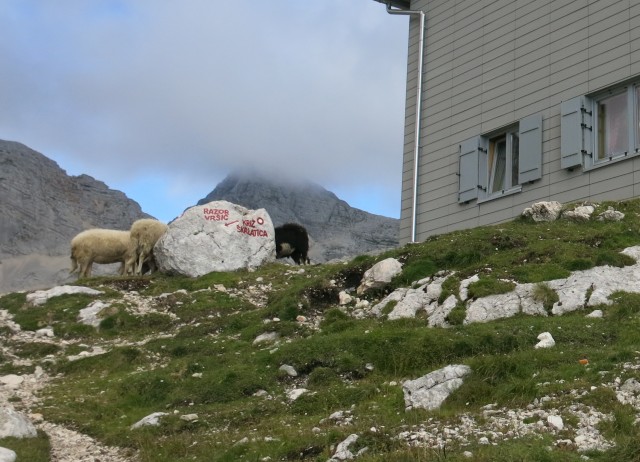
372,0,412,10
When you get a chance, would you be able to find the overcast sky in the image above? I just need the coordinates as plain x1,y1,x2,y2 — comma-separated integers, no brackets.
1,1,409,223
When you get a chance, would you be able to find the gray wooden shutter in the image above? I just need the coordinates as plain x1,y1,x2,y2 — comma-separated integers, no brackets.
458,136,480,203
560,96,587,169
518,113,543,183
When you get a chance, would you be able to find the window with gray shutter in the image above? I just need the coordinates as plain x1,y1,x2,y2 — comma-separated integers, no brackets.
458,113,542,204
458,136,480,203
560,96,588,169
518,113,543,183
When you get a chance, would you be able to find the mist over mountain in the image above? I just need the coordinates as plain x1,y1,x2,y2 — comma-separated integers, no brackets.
198,171,399,262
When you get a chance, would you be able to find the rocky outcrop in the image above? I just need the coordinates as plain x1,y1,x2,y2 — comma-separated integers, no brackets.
197,171,399,262
0,140,149,258
0,139,150,293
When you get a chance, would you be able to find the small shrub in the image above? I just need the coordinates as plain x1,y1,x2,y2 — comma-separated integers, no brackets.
467,278,515,299
320,308,354,334
395,259,438,286
596,250,636,268
381,301,398,317
438,275,460,304
307,367,340,387
13,342,60,358
304,284,339,307
532,283,559,315
564,258,593,271
445,302,467,326
511,263,570,283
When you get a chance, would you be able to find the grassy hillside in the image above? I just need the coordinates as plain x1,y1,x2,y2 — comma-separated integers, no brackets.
3,200,640,461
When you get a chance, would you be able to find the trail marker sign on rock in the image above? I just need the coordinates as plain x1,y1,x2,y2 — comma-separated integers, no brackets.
155,201,276,277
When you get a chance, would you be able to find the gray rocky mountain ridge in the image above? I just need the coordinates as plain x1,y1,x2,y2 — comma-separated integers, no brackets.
0,140,150,293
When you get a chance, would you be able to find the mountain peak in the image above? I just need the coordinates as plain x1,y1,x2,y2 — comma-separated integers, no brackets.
198,172,398,262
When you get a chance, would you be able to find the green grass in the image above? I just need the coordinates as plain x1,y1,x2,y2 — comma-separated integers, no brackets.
0,431,51,462
5,199,640,460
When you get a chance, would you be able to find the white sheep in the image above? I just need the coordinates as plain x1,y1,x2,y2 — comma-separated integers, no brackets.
126,219,168,275
69,229,132,278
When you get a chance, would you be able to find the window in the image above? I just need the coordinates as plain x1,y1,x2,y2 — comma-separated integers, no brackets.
458,114,542,204
596,91,627,160
488,130,519,193
561,81,640,169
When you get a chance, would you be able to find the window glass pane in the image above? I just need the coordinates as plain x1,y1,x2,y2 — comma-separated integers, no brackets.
511,132,519,186
490,136,506,193
597,92,628,159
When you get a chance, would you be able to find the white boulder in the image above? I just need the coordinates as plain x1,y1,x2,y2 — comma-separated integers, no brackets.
130,412,169,429
534,332,555,349
403,364,472,411
0,447,16,462
0,408,37,438
357,258,403,295
0,375,23,390
522,201,562,222
563,205,595,221
597,206,624,221
154,200,276,277
78,300,111,327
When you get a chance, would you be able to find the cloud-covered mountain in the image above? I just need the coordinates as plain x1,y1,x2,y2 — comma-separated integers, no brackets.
198,171,399,262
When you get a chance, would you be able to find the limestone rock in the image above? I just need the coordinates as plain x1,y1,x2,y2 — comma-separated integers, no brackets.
253,332,279,345
328,433,363,461
286,388,308,401
279,365,297,377
357,258,403,295
548,415,564,430
535,332,555,349
78,300,111,327
155,200,275,277
563,205,595,221
0,375,24,390
339,291,353,305
130,412,169,429
403,365,472,411
522,201,562,222
0,447,16,462
597,206,624,222
0,408,37,438
26,285,103,306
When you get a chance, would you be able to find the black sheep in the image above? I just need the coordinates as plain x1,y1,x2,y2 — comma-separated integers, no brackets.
274,223,310,265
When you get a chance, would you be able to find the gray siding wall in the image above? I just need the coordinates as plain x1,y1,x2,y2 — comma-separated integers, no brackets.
399,0,640,244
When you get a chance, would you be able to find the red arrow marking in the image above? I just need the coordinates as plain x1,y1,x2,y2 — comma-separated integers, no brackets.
225,220,239,227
